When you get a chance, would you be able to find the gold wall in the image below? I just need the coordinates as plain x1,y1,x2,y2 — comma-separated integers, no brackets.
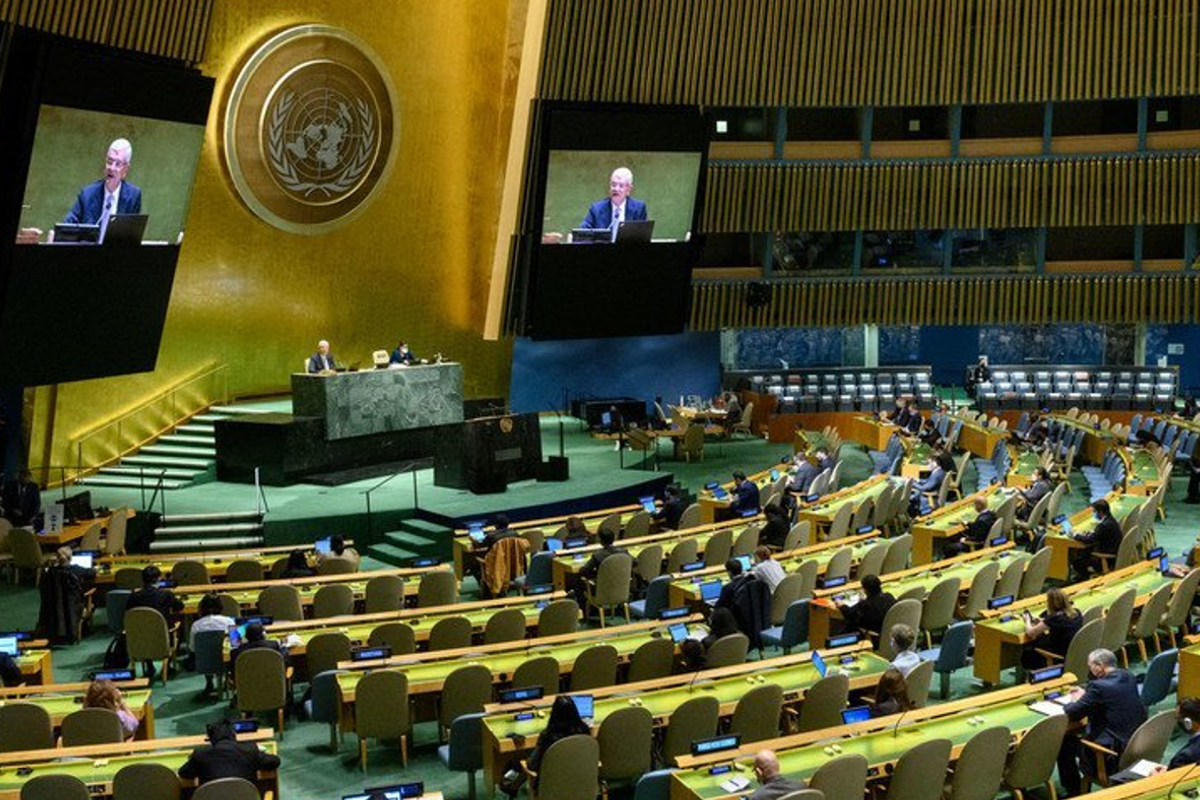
30,0,527,471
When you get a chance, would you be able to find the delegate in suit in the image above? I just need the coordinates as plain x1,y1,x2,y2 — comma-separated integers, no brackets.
580,167,648,231
307,340,337,374
63,138,142,233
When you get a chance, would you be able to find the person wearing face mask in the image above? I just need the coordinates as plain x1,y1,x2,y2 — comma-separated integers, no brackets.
1109,698,1200,783
1056,648,1147,796
1070,499,1124,578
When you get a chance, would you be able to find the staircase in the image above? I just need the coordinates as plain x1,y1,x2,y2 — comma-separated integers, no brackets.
368,517,452,567
78,405,269,491
150,509,265,551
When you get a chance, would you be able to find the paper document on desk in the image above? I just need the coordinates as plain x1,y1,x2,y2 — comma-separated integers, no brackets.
1126,760,1163,777
841,595,862,608
1029,701,1066,717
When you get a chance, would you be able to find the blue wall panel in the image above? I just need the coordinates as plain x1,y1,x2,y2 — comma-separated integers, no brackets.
509,333,722,414
918,326,981,385
1145,325,1200,392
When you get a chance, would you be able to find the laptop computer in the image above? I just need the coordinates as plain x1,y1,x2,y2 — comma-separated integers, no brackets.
102,214,148,245
615,219,655,243
545,537,564,552
734,555,752,572
70,552,94,569
841,706,872,724
570,694,594,721
668,623,689,644
711,486,729,500
699,580,722,604
0,636,18,656
639,495,657,514
343,783,424,800
52,222,100,244
314,537,332,555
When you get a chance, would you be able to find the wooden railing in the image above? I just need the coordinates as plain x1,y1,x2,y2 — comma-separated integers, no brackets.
66,363,229,484
689,274,1200,330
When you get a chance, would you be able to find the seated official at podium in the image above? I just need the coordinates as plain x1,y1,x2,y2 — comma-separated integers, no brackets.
307,339,337,374
390,340,422,366
63,138,142,232
580,167,647,234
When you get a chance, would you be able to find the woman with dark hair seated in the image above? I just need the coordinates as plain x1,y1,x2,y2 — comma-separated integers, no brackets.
281,549,315,579
681,606,741,669
501,694,590,797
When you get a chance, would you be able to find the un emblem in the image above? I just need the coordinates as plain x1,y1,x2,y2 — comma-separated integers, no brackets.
223,25,398,234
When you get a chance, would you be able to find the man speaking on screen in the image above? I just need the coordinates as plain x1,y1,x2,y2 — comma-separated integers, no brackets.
63,138,142,240
580,167,647,238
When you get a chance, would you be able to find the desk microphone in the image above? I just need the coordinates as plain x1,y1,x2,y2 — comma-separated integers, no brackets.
687,665,706,693
891,706,911,738
1167,760,1200,799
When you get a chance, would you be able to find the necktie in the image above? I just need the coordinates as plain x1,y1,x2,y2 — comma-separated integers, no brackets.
99,195,115,241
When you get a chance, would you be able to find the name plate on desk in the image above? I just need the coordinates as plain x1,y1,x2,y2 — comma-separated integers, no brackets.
292,364,464,440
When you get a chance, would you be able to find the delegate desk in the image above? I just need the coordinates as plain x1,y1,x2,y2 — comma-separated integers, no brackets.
669,675,1076,800
0,730,278,800
1004,448,1043,488
807,544,1018,647
796,475,900,539
951,415,1009,459
909,484,1010,565
550,518,756,590
1078,765,1200,800
452,503,653,579
250,592,572,657
699,465,783,523
1118,446,1163,496
1178,635,1200,700
173,566,446,618
849,416,900,453
335,617,702,727
94,542,355,586
480,643,889,793
30,510,128,549
1050,414,1117,464
898,442,934,481
972,560,1179,684
0,679,153,737
666,532,880,608
1042,491,1146,580
16,649,53,685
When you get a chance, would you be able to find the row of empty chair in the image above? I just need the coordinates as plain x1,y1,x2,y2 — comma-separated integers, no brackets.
977,366,1177,410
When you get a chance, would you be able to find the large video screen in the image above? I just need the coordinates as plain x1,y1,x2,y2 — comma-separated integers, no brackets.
514,104,710,339
0,28,214,386
17,105,205,246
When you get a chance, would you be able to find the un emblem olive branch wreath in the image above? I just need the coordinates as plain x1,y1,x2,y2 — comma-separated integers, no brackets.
267,91,376,198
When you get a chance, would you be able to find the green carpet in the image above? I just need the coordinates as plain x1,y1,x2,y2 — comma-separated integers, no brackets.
7,428,1199,799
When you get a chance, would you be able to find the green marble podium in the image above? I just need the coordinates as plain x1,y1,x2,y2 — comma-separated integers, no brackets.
291,363,464,440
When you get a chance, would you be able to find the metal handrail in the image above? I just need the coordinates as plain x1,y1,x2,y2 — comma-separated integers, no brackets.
67,363,229,484
361,462,425,548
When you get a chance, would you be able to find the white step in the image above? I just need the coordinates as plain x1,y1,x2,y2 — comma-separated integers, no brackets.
123,455,212,470
156,522,263,537
149,537,264,551
96,467,204,481
210,405,278,415
176,424,216,436
160,434,215,448
78,476,187,490
142,444,217,458
162,510,263,524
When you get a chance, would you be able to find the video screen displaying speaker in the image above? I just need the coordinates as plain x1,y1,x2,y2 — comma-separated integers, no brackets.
511,103,710,340
0,27,214,386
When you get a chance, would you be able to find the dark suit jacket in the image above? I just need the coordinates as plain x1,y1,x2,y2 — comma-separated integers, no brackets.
127,586,181,623
730,481,761,514
1021,479,1052,510
963,509,998,543
1063,669,1147,753
842,591,896,635
654,497,685,530
1169,732,1200,769
580,544,629,580
1078,515,1123,553
306,353,337,373
581,197,648,229
0,653,22,687
789,462,820,494
63,179,142,225
2,479,41,527
390,347,418,365
178,739,281,784
232,637,285,667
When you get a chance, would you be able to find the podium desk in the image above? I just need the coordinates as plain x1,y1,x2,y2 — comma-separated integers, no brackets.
292,363,463,440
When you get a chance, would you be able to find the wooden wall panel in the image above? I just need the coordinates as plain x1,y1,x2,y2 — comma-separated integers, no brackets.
690,275,1200,329
0,0,213,63
700,154,1200,233
540,0,1200,106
